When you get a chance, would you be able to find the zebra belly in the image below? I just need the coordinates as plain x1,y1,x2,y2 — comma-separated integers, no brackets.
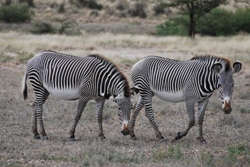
45,86,80,100
151,88,185,102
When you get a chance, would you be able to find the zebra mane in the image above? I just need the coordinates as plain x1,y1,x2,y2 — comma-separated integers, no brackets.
191,54,231,71
88,54,131,98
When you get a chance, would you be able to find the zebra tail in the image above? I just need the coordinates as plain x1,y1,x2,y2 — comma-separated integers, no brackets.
22,72,28,100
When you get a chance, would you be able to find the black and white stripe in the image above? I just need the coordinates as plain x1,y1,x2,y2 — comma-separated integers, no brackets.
129,55,241,143
22,50,132,140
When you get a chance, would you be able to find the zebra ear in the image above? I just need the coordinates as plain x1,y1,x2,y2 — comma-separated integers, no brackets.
213,63,223,74
232,61,242,73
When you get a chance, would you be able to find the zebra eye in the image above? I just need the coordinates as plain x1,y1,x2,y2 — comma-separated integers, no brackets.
232,83,234,87
218,84,222,88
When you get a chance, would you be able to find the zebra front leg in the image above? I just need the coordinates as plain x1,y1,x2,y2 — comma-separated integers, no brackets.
143,96,164,141
197,99,209,144
69,99,88,141
175,102,195,141
129,96,144,140
95,98,106,140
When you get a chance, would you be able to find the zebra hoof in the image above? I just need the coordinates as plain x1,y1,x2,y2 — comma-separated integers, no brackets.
69,137,76,142
99,134,106,141
175,132,182,140
159,137,165,142
131,135,137,140
33,134,41,139
41,136,48,140
197,137,207,144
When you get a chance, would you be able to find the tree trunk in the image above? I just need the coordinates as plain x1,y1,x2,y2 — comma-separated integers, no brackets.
189,12,195,39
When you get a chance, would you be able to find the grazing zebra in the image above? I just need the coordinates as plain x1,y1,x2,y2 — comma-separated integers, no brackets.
22,50,132,140
129,55,242,143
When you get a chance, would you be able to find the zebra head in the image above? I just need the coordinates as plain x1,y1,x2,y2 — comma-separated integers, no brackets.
213,61,242,114
113,94,132,136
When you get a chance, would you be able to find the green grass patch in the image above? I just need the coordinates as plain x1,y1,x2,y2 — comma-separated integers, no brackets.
151,146,184,162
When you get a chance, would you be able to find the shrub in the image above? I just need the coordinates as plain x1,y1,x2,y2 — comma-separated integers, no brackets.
129,1,147,18
197,8,236,36
30,22,56,34
58,3,65,13
19,0,35,7
234,8,250,33
116,0,128,11
156,8,250,37
156,16,189,36
153,3,165,15
0,3,32,23
70,0,103,10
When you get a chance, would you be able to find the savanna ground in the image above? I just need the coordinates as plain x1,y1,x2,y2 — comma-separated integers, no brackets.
1,32,250,167
1,1,250,167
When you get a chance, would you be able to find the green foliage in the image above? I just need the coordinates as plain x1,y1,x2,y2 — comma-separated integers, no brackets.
157,8,250,36
234,8,250,33
222,144,250,165
228,144,248,156
197,8,236,36
156,16,189,36
0,3,32,23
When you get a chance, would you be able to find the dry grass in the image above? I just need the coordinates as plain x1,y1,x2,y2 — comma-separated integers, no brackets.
1,32,250,63
0,31,250,166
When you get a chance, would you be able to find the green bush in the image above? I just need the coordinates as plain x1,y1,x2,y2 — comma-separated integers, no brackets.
0,3,32,23
197,8,236,36
156,16,189,36
234,8,250,33
157,8,250,37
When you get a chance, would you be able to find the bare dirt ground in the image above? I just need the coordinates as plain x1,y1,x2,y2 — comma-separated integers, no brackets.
0,46,249,166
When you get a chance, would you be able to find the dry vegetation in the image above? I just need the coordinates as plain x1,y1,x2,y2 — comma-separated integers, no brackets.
0,0,250,167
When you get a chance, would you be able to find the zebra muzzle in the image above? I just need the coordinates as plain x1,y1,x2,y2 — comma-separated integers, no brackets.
121,124,130,136
223,101,232,114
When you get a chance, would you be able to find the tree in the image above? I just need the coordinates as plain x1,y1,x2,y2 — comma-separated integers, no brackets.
162,0,226,38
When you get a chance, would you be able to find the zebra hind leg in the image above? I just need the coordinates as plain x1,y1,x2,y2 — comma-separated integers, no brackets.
32,89,50,140
35,104,49,140
32,105,40,139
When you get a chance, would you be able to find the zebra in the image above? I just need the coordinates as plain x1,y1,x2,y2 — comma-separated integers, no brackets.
22,50,132,140
129,55,242,143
